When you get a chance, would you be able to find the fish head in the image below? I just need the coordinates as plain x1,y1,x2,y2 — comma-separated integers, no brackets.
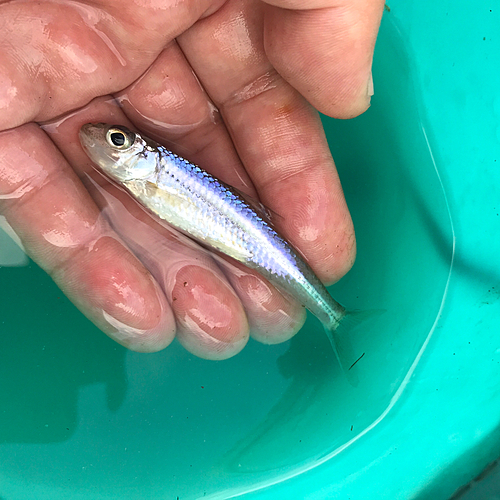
79,123,156,182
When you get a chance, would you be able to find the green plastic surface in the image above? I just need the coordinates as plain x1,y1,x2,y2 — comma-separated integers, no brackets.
0,1,499,498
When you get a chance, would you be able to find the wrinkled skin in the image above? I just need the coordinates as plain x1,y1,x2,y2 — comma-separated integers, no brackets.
0,0,384,359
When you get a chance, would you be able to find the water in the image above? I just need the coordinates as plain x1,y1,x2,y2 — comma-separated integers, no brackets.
0,16,453,500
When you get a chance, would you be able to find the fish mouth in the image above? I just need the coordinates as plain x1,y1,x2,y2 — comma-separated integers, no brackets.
80,123,94,135
79,123,109,152
79,123,97,147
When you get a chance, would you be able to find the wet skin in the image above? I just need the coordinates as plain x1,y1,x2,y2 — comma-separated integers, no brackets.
0,0,384,359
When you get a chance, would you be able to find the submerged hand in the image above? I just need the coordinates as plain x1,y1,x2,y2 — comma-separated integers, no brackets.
0,0,383,359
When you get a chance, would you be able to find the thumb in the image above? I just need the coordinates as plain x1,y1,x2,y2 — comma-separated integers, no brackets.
262,0,384,119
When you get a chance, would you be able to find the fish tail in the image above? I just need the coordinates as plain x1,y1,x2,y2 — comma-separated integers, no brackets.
324,309,385,386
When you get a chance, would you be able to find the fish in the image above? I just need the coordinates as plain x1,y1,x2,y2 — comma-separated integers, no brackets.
79,123,373,379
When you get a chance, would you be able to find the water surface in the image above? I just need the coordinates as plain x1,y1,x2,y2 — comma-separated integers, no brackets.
0,16,454,500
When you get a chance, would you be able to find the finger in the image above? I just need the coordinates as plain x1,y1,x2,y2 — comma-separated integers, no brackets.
178,0,356,284
45,97,250,360
262,0,385,118
0,123,175,352
215,257,307,344
117,41,256,194
0,0,224,130
117,43,307,341
89,178,252,361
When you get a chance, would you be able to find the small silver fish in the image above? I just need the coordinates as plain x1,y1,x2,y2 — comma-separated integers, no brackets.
79,123,367,375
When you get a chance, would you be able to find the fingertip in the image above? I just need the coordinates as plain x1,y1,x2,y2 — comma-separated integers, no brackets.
169,265,250,360
315,216,357,286
218,260,308,344
314,90,371,121
249,299,307,345
310,70,373,120
54,236,176,352
176,329,249,361
263,2,382,120
102,288,175,353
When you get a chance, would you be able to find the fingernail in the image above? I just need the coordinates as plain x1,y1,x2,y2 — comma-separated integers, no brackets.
367,71,374,98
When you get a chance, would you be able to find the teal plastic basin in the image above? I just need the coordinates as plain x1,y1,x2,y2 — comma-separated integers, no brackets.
0,1,498,498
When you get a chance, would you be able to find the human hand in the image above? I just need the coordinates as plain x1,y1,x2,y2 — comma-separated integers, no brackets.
0,0,384,359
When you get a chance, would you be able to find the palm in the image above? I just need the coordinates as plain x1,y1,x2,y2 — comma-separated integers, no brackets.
0,0,383,358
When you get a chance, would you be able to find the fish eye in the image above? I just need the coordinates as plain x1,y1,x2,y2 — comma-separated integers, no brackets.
106,127,134,149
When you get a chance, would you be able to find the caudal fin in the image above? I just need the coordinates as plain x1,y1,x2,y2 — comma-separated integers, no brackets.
324,309,385,386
